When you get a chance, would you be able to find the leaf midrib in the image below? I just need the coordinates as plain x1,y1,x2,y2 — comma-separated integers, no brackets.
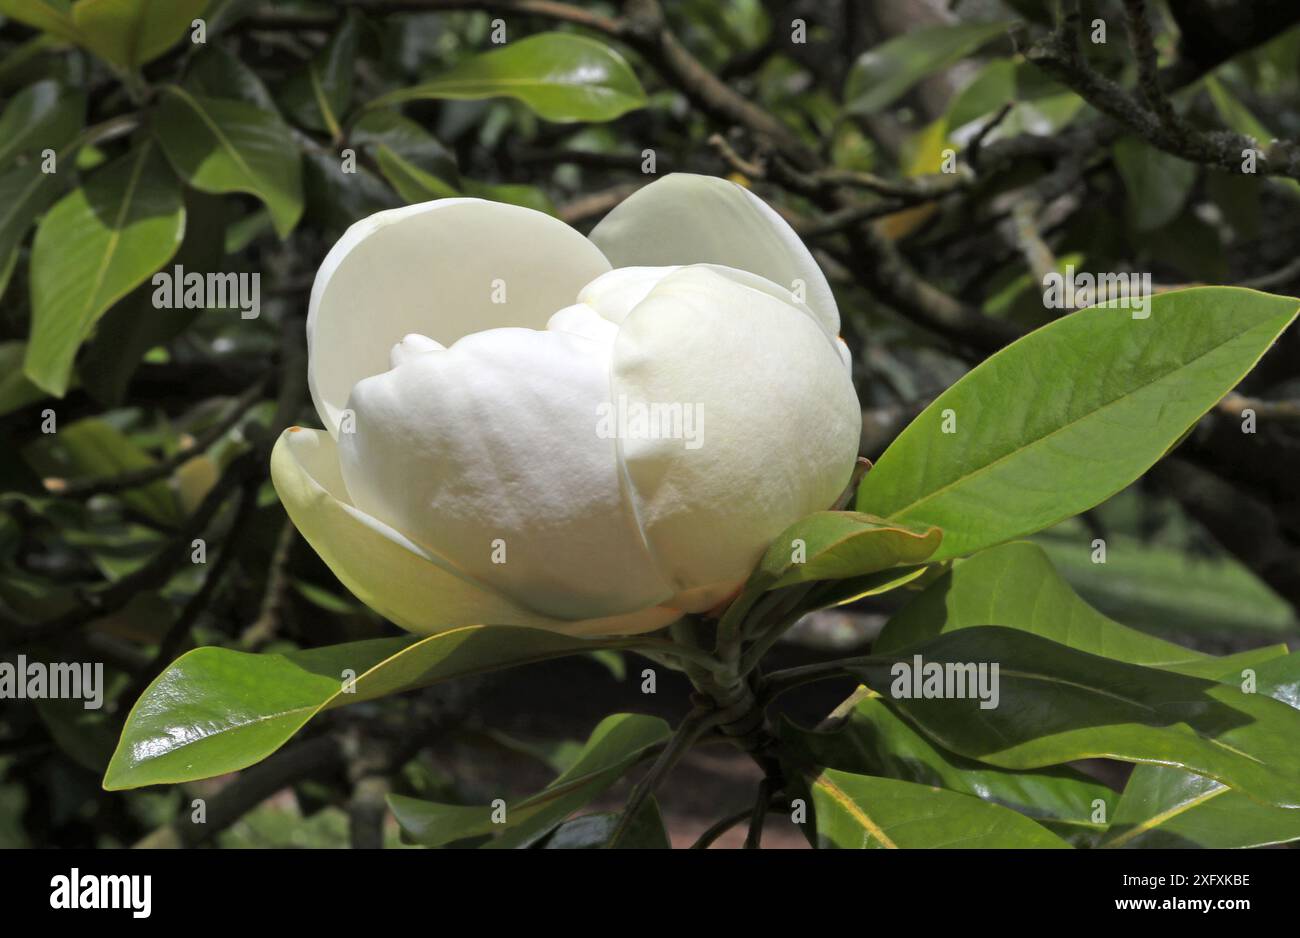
814,773,899,848
882,309,1295,522
78,142,152,331
163,85,259,181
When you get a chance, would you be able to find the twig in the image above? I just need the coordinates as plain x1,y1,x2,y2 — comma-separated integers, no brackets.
743,776,774,849
0,450,261,651
239,519,297,649
119,481,259,708
44,376,270,498
606,707,721,848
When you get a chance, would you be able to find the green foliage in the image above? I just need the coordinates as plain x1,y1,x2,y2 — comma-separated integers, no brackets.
367,33,647,122
847,627,1300,808
845,21,1011,115
152,87,303,238
389,714,670,848
24,144,184,394
810,768,1071,848
857,288,1300,560
0,0,1295,854
104,626,645,789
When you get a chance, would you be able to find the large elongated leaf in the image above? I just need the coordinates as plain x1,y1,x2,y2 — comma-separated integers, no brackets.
104,626,634,790
0,0,204,70
24,143,183,395
845,21,1011,115
368,33,646,122
783,687,1114,834
857,288,1300,560
388,713,669,848
847,627,1300,808
876,541,1288,679
71,0,206,70
1102,653,1300,848
153,85,303,237
811,768,1070,848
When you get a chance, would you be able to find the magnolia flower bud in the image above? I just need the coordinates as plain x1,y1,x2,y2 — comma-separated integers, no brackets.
271,174,861,637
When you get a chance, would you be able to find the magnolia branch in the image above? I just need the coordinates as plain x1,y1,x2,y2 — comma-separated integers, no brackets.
1025,1,1300,179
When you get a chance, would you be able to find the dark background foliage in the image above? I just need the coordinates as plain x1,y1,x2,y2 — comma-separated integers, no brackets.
1,0,1298,848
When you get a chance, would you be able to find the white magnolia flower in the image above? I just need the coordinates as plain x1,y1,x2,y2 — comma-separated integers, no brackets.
271,173,862,637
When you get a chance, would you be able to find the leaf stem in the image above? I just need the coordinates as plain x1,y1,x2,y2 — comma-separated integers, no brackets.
606,707,721,847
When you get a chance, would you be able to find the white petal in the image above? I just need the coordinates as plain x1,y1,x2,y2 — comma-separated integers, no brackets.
337,324,675,621
308,198,611,436
390,333,444,368
271,427,677,637
588,173,840,336
612,265,861,592
577,266,680,325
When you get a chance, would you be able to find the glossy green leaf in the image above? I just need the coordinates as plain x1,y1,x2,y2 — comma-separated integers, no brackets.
388,713,669,848
24,143,183,396
845,21,1011,115
784,687,1114,833
368,33,647,123
0,0,204,69
847,627,1300,808
153,85,303,237
1114,137,1197,231
70,0,207,70
811,768,1071,848
104,626,632,790
876,541,1288,679
282,10,359,138
857,287,1300,560
1103,653,1300,848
